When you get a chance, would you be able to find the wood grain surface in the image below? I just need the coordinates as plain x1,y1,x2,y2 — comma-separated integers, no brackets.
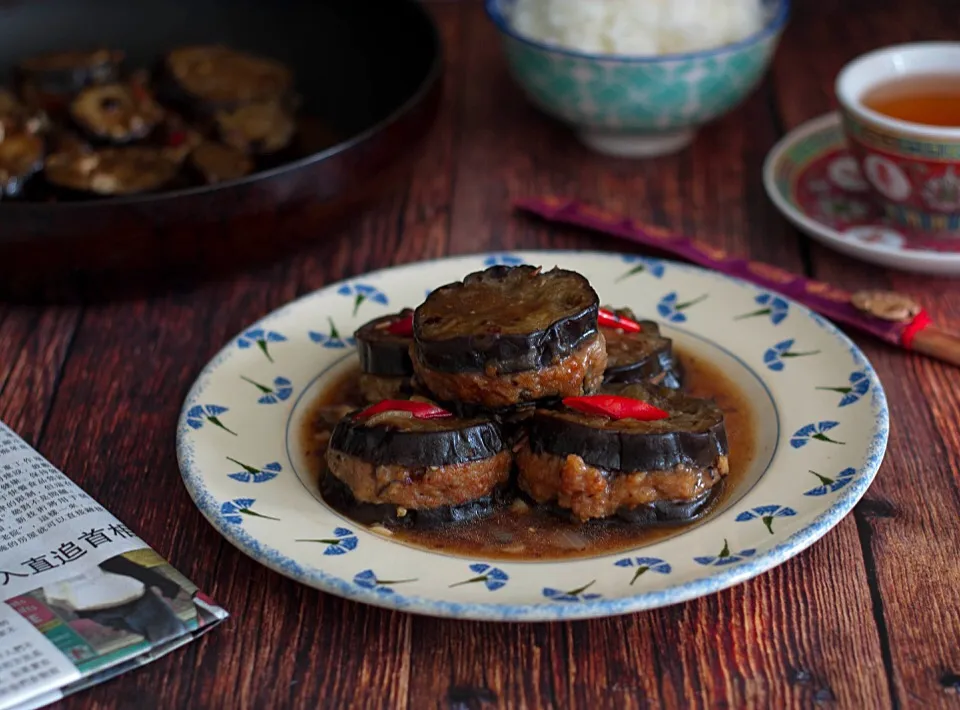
2,1,959,708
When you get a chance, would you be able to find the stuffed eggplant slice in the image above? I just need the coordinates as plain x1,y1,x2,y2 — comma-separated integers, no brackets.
323,400,512,527
411,265,607,409
162,45,294,112
601,307,683,388
69,83,164,144
516,384,728,523
355,309,416,402
45,146,179,197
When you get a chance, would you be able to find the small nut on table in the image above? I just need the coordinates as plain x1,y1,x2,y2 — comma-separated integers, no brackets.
850,290,922,322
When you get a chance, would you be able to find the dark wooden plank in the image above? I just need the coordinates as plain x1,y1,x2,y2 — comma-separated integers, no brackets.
0,306,82,445
773,0,960,706
407,4,890,710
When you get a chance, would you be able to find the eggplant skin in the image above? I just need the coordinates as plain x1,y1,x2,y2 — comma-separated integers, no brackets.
355,309,415,377
321,471,510,529
602,312,683,389
527,385,727,472
413,265,600,375
329,413,506,468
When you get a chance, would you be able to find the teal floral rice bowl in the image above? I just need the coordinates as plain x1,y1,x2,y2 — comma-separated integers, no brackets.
485,0,790,157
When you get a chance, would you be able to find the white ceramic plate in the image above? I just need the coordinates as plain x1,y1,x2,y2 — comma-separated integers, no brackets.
177,251,888,621
763,112,960,276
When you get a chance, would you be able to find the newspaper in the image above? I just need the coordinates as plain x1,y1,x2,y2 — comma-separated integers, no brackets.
0,422,228,710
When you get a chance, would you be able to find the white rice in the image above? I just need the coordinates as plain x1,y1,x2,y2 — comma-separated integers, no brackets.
509,0,766,56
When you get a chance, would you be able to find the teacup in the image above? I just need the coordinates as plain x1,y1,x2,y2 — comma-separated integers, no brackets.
835,42,960,235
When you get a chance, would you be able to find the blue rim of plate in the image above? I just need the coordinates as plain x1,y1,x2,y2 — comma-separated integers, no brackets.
483,0,790,64
176,251,888,621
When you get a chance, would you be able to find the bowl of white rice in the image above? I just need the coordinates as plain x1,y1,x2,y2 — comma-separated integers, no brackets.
485,0,789,157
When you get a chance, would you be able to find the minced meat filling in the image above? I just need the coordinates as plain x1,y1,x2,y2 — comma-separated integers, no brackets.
516,445,729,522
357,374,410,403
327,449,512,510
413,331,607,409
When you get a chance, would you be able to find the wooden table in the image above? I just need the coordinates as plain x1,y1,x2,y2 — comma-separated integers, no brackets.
3,1,959,707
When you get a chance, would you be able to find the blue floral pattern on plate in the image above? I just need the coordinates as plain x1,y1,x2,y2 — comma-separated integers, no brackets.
237,328,287,363
656,292,708,323
618,255,666,281
451,563,509,591
227,458,281,484
483,253,526,267
241,376,293,405
790,421,844,448
542,581,602,602
309,318,356,349
220,498,278,525
736,293,789,325
185,404,236,435
763,339,820,371
614,557,672,585
694,540,757,567
338,283,388,316
804,467,857,496
297,527,359,556
817,371,870,407
353,569,416,594
735,505,797,534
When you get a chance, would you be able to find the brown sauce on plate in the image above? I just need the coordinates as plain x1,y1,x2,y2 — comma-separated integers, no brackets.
300,349,755,561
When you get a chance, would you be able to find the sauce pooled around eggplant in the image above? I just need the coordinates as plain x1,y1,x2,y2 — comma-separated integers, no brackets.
303,350,754,560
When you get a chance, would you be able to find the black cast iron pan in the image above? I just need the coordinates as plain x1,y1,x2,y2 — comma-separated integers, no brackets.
0,0,442,301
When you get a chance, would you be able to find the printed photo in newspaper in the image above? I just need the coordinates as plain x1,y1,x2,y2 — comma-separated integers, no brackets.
0,422,228,710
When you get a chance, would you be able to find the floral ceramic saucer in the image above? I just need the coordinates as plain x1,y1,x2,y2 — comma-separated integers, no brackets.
176,251,888,621
763,113,960,276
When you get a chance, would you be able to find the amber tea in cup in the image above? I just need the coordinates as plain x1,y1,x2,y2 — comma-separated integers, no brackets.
862,74,960,127
835,43,960,235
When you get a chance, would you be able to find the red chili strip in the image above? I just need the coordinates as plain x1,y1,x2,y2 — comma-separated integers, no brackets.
562,395,669,421
385,313,414,336
167,130,188,148
357,399,452,420
598,308,642,333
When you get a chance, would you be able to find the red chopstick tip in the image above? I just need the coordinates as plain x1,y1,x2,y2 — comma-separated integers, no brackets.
901,310,933,349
